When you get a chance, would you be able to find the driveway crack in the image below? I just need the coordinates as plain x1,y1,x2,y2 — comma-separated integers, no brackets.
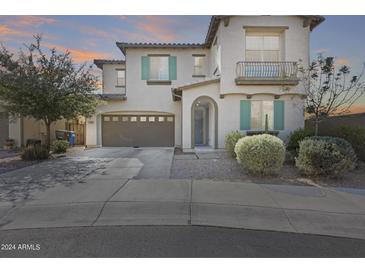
91,178,131,226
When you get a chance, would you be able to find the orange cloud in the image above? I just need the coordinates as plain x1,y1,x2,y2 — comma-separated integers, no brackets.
136,23,177,41
0,24,28,36
348,104,365,114
121,16,179,42
119,29,153,42
336,57,351,66
44,43,111,62
0,24,58,41
10,16,57,27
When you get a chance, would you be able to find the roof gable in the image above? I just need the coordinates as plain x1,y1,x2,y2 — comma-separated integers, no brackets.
204,15,325,47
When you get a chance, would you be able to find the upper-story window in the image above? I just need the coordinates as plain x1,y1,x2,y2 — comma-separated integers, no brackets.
193,55,205,76
141,55,177,83
245,34,280,62
116,69,125,87
149,56,169,80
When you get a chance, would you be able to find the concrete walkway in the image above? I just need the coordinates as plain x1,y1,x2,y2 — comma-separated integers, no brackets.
0,155,364,240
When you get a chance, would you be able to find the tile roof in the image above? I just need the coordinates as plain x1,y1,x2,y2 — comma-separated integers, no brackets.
116,16,325,55
97,93,127,100
171,76,220,101
116,42,206,55
93,59,125,69
204,16,325,47
172,76,220,91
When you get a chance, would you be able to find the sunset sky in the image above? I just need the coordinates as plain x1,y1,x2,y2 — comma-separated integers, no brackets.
0,15,364,112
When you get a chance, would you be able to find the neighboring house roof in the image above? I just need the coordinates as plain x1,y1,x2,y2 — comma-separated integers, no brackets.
171,77,221,101
94,59,125,69
204,15,325,47
97,93,127,101
116,42,206,55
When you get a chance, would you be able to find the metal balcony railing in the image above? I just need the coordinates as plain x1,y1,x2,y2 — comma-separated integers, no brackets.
235,61,299,85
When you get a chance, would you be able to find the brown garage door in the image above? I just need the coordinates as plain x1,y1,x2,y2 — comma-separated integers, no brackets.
102,115,174,147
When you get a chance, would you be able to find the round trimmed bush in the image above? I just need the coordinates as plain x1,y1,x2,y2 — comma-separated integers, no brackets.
53,140,69,154
234,134,285,175
332,125,365,162
225,131,245,157
295,136,357,176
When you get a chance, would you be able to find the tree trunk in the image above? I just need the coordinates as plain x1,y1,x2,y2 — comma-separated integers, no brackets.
314,116,319,136
45,121,51,150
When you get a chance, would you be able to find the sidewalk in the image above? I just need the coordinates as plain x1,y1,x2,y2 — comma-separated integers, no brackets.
0,175,364,240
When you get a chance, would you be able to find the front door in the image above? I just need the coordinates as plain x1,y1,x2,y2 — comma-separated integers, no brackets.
194,108,205,145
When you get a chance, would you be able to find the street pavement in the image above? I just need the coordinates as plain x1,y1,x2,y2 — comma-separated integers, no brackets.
0,148,365,241
1,225,365,257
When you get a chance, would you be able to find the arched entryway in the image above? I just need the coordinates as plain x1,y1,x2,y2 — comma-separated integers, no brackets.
191,96,218,149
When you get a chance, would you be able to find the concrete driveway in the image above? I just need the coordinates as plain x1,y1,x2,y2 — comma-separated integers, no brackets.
0,147,365,241
0,147,174,202
78,147,175,179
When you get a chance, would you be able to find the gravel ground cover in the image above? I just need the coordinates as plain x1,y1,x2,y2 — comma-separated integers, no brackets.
170,150,365,188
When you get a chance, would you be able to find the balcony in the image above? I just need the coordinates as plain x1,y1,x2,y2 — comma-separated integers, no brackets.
235,61,299,85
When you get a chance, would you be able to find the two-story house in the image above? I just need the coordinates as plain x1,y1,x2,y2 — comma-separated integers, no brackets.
87,15,324,151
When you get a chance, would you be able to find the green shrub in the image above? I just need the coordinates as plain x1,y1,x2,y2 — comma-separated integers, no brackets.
21,145,50,161
225,131,245,157
296,136,357,176
287,128,313,154
285,150,296,165
310,136,358,163
332,125,365,162
53,140,69,154
234,134,285,175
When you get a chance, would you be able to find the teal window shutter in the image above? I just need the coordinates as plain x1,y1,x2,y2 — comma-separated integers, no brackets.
240,100,251,130
169,56,177,80
141,56,149,80
274,100,285,130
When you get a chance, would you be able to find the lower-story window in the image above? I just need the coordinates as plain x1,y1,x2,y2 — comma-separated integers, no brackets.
251,101,273,130
240,100,284,131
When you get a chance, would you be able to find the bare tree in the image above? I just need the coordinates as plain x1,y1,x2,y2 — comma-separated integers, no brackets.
299,55,365,135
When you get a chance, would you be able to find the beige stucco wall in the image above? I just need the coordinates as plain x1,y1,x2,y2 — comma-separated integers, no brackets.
87,16,312,148
210,16,310,95
8,116,21,147
182,82,304,150
87,47,211,147
9,117,66,147
102,63,126,94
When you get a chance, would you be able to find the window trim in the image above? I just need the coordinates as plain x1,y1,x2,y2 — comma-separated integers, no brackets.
148,55,170,81
192,55,206,77
250,100,274,131
245,33,281,62
146,80,172,85
243,26,288,30
115,69,126,88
